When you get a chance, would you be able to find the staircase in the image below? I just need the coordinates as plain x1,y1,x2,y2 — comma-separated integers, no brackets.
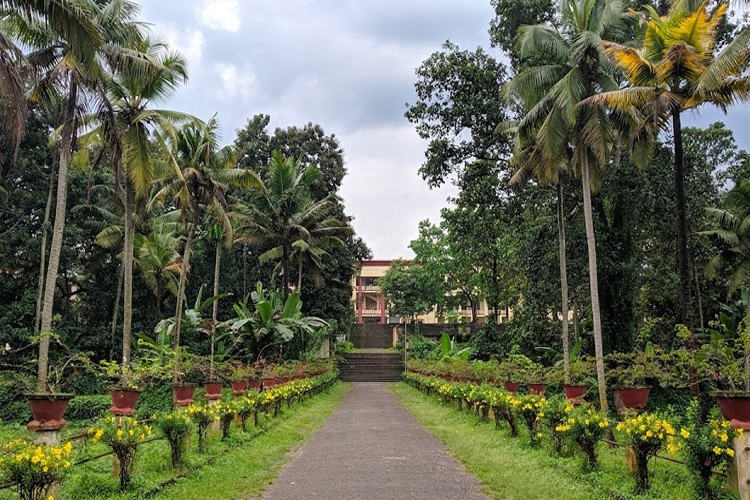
338,352,404,382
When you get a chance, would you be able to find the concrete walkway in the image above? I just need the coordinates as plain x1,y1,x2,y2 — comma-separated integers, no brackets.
258,383,488,500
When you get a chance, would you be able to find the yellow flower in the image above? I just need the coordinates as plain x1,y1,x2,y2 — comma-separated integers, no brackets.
680,428,690,439
727,448,735,457
713,446,723,455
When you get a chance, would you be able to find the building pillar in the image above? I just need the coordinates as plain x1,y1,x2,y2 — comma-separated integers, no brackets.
357,277,363,324
380,296,386,324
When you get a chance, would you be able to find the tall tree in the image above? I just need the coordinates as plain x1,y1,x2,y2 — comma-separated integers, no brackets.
156,116,259,381
94,37,189,377
590,0,750,334
235,152,350,299
503,0,631,411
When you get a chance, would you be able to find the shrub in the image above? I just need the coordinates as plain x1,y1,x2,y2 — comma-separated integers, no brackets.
681,401,741,499
186,403,219,453
616,412,683,492
517,393,546,446
0,439,73,500
154,411,192,467
555,404,609,471
88,416,152,490
66,395,110,423
135,385,172,420
0,371,34,425
215,400,237,441
539,395,573,456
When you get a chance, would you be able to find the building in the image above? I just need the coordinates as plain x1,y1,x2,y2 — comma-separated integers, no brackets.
352,260,506,325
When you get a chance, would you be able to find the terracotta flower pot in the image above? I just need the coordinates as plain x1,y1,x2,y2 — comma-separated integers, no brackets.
262,379,276,390
528,383,547,395
172,384,196,406
26,393,74,431
204,382,223,401
503,381,520,393
248,380,261,391
563,384,587,403
109,388,141,416
714,392,750,430
616,387,650,410
231,380,248,396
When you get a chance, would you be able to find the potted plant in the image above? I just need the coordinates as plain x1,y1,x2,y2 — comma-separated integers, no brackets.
99,359,147,417
170,352,197,406
527,364,548,395
498,353,535,393
607,346,663,411
548,358,594,404
230,363,252,395
694,323,750,429
197,357,230,401
26,352,92,432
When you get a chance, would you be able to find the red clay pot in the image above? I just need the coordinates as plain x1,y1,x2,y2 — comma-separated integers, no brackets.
26,393,74,431
204,382,223,400
616,387,650,410
715,392,750,430
172,384,196,406
262,379,276,390
248,380,262,390
528,383,547,395
503,381,520,393
231,380,248,396
563,384,588,403
109,388,141,416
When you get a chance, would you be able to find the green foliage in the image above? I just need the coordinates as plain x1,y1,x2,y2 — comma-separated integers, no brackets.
134,385,173,420
66,395,111,423
378,260,442,321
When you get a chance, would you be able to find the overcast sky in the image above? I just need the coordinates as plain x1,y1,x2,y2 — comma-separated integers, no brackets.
138,0,749,260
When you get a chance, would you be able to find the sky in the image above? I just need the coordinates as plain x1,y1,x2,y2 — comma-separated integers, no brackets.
137,0,750,260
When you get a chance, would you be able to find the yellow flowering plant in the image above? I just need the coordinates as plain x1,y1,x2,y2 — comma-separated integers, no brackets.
540,395,574,455
680,400,742,499
517,393,546,446
186,403,219,453
555,404,609,471
154,411,192,467
236,391,261,431
215,400,238,440
88,416,151,489
0,439,73,500
615,412,683,492
487,389,521,437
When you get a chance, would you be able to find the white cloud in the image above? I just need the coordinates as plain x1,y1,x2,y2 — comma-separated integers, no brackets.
153,25,205,69
214,63,258,102
195,0,241,32
340,125,458,259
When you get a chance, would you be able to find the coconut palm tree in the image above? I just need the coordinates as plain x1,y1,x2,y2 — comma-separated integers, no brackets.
92,37,189,377
154,116,261,382
502,0,631,411
236,152,351,299
134,223,182,319
15,0,148,391
588,0,750,334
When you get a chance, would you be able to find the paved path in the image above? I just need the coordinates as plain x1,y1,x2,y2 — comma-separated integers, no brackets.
258,383,488,500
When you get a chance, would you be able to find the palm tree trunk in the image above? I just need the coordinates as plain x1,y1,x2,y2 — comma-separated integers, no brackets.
121,178,135,376
37,78,77,393
580,154,608,413
210,240,222,380
297,252,303,293
282,245,290,299
156,279,163,320
672,110,693,333
172,220,196,383
109,263,123,362
557,182,571,384
35,160,57,333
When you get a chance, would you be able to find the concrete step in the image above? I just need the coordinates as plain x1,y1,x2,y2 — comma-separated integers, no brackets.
338,352,404,382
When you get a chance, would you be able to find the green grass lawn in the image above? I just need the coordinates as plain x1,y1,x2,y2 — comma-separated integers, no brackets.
0,383,349,500
392,383,696,500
